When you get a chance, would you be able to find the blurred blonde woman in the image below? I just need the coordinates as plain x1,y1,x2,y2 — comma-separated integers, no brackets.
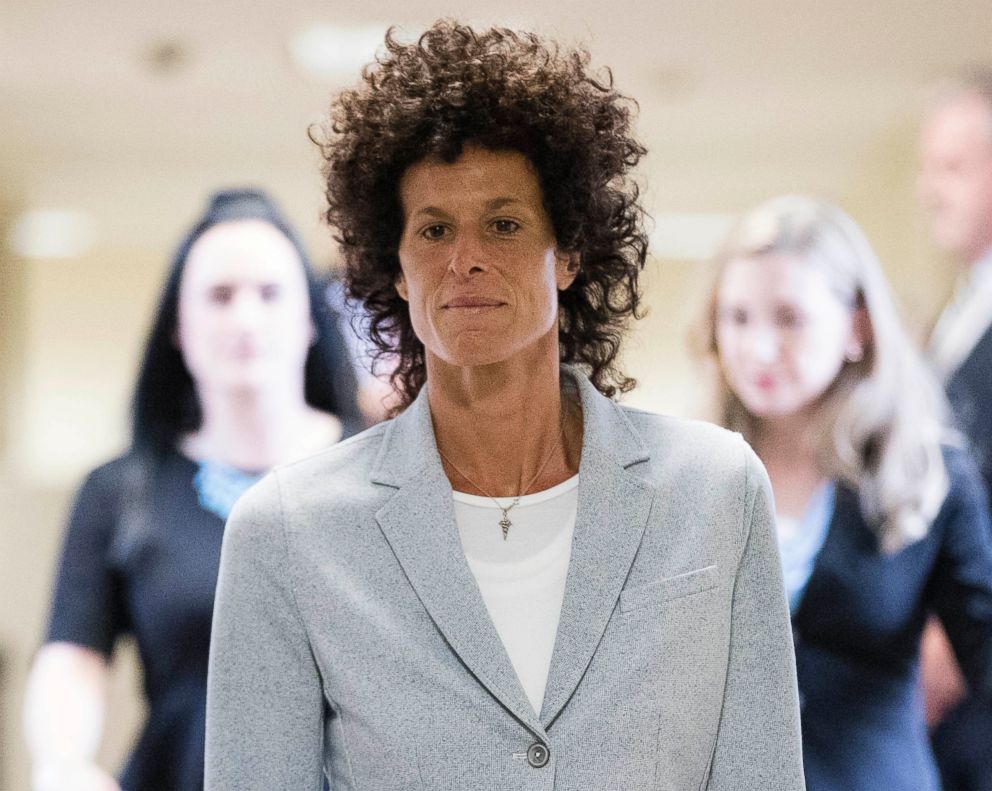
696,195,992,791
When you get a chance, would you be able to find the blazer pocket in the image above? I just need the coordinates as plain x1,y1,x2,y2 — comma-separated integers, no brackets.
619,565,719,613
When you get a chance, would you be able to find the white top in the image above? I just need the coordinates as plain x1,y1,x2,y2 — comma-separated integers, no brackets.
775,481,835,613
453,475,579,715
929,248,992,379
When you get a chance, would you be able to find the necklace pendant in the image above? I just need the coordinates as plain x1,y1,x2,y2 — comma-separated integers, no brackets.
499,514,511,540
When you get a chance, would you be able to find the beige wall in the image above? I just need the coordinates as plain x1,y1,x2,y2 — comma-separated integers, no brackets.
0,241,166,789
1,3,986,786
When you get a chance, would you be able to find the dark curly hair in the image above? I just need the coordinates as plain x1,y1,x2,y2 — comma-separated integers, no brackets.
315,20,648,410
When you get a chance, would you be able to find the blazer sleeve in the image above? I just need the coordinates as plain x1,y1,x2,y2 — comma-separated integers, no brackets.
929,448,992,699
205,472,326,790
706,444,806,791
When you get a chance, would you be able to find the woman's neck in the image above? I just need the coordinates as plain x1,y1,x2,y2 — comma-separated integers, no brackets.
427,344,581,498
752,415,827,520
183,386,339,471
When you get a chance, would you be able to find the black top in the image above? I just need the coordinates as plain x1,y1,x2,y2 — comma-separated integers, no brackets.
47,450,238,790
794,446,992,791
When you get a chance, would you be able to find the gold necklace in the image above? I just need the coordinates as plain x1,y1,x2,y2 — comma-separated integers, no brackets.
438,408,567,540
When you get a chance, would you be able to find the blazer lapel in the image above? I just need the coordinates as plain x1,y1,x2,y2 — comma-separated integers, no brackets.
371,387,543,733
539,370,656,727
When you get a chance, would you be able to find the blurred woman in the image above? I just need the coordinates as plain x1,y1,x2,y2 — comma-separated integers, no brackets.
23,188,363,791
697,194,992,791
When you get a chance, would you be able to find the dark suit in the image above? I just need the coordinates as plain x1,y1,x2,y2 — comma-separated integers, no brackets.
794,447,992,791
934,323,992,791
946,323,992,494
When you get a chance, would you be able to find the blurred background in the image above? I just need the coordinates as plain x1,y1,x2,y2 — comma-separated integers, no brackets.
1,0,990,787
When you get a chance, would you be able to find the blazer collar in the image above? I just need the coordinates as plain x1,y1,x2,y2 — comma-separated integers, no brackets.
538,368,656,726
371,365,656,733
370,365,650,486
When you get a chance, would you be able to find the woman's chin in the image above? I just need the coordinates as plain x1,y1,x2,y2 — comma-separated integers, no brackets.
738,393,804,422
204,368,284,397
433,340,519,370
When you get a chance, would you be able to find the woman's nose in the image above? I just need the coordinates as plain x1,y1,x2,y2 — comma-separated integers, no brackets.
746,326,780,363
447,231,487,278
229,290,264,326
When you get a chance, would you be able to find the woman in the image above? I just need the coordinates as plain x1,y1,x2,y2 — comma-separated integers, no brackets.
698,194,992,791
205,22,804,791
23,188,364,791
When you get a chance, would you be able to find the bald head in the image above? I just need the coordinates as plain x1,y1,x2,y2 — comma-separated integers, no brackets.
919,85,992,265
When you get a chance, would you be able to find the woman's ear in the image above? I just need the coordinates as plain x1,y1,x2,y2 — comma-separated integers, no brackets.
395,272,409,301
846,305,871,362
556,251,581,290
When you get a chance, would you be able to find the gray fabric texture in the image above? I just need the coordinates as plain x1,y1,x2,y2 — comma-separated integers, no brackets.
205,366,805,790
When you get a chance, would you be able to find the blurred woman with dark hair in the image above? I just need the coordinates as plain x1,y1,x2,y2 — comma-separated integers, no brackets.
696,194,992,791
23,188,362,791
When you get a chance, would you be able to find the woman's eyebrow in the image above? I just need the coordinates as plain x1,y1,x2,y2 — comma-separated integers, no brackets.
486,197,526,211
408,198,528,220
408,206,453,221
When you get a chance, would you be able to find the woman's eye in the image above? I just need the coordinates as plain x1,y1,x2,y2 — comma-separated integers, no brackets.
720,307,748,326
259,284,281,302
209,285,234,304
775,308,802,328
421,224,448,240
492,219,520,234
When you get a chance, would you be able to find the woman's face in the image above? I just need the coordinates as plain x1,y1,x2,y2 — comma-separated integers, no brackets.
176,219,314,396
395,145,577,369
715,252,862,421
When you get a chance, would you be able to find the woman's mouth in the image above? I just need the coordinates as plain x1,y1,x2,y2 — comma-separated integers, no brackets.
443,297,505,310
754,373,777,391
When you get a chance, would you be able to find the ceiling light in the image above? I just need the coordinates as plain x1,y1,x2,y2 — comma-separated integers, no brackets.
289,24,388,81
7,209,98,259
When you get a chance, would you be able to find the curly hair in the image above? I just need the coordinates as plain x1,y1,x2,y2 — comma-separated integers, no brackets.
314,20,648,411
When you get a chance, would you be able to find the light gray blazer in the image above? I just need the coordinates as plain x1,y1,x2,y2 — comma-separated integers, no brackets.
205,368,805,790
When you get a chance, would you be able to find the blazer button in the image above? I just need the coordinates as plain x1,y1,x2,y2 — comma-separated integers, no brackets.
526,742,550,768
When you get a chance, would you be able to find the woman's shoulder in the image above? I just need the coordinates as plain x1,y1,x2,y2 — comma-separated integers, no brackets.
275,420,389,477
71,450,146,499
936,440,990,522
620,406,749,460
59,451,161,549
223,423,391,548
941,441,984,482
249,421,391,510
81,450,136,478
77,447,194,494
618,406,760,489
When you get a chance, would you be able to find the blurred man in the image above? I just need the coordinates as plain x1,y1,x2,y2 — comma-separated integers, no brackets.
919,68,992,791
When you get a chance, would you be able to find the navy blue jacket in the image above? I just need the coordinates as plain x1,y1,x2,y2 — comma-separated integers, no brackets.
794,447,992,791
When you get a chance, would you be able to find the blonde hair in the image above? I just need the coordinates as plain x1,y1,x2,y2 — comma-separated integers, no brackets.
695,195,951,552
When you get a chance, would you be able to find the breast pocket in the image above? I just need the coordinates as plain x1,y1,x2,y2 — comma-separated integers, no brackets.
619,565,719,614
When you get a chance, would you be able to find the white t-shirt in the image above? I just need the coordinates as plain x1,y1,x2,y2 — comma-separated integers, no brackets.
453,475,579,715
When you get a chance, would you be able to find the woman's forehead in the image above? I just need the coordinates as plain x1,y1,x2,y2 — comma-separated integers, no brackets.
399,147,542,211
183,221,305,284
719,253,841,304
